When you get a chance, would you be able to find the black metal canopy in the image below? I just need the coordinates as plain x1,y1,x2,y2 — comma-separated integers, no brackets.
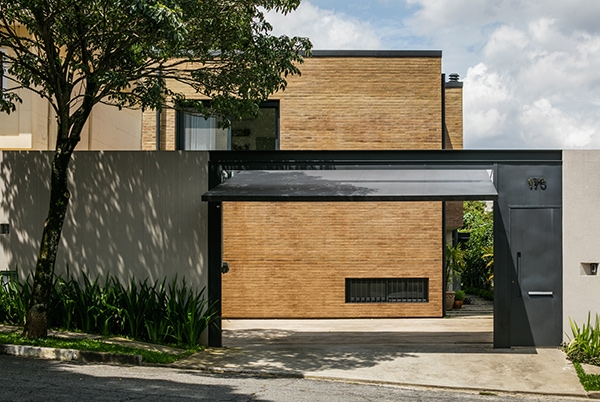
202,169,497,202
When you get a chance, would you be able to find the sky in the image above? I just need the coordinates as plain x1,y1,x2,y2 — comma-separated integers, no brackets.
266,1,600,149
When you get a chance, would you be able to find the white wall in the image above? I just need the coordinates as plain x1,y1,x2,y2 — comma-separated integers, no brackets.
0,151,209,291
563,150,600,341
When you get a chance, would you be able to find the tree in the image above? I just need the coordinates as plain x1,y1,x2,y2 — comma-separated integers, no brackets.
0,0,311,338
459,201,494,290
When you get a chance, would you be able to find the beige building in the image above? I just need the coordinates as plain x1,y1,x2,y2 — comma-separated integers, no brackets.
0,97,141,150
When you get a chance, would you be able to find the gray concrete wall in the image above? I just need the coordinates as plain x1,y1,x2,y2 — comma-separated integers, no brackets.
0,151,209,291
563,150,600,341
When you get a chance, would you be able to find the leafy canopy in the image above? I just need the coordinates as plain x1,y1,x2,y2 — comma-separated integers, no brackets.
459,201,494,290
0,0,311,131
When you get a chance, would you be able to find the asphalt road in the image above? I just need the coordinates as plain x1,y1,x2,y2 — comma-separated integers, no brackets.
0,355,585,402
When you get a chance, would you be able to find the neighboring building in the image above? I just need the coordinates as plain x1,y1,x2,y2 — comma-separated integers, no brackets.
0,92,141,150
142,50,464,319
0,46,141,151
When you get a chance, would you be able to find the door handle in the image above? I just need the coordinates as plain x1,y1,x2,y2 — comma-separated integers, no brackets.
528,291,553,297
517,252,522,298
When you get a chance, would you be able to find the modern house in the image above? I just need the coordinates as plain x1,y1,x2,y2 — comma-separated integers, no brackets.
2,49,598,348
141,50,465,319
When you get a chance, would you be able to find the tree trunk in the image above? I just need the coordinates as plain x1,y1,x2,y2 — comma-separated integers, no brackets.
23,149,73,339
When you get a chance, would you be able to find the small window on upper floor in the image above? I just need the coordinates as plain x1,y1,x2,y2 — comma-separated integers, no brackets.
176,101,279,151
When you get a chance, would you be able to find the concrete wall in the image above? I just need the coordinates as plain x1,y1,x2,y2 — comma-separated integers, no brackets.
0,151,209,290
563,150,600,340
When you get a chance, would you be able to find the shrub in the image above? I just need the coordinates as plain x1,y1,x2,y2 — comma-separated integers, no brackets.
0,271,217,348
0,279,29,325
454,290,465,301
564,313,600,366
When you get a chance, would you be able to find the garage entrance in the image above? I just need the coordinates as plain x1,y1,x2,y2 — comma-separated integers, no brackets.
203,150,562,348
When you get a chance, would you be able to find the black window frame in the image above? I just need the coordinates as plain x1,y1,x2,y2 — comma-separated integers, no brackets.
175,100,280,151
345,278,429,303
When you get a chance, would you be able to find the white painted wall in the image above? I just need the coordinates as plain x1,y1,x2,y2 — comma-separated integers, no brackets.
563,150,600,341
0,151,209,291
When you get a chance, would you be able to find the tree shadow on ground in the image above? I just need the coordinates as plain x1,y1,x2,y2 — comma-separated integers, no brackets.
1,354,268,402
173,327,537,375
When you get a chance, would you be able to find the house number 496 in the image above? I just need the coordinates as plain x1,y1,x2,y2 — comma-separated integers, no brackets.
528,177,547,191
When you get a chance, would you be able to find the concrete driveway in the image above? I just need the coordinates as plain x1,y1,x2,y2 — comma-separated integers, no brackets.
174,316,587,398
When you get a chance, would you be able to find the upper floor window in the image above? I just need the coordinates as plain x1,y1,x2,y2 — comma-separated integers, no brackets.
176,101,279,151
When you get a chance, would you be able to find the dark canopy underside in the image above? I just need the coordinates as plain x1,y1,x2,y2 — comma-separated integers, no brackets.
202,169,498,202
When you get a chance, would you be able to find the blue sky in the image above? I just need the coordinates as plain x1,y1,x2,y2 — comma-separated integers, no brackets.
267,1,600,149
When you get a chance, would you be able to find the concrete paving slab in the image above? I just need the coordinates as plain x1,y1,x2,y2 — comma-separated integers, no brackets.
173,317,587,398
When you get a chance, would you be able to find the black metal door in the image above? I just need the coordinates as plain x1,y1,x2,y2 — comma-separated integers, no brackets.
509,207,562,346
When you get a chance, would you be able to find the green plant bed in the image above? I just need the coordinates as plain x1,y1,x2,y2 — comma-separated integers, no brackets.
0,331,197,364
0,271,217,348
574,362,600,391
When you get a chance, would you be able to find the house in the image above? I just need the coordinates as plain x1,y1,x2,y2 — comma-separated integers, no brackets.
2,47,599,348
1,49,464,320
139,50,465,319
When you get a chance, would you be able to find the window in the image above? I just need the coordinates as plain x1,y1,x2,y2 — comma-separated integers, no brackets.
345,278,429,303
176,101,279,151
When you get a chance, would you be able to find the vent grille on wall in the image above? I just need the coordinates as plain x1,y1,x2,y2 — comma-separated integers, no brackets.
345,278,429,303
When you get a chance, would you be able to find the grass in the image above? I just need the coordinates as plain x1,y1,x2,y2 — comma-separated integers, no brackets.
0,331,199,364
573,362,600,391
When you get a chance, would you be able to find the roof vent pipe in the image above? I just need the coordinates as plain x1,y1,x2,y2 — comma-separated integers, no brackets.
449,73,460,82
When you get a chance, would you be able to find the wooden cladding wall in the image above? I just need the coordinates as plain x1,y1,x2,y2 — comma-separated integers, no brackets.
222,201,443,318
277,57,443,150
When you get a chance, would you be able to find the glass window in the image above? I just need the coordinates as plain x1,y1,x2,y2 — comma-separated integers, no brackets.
177,112,229,150
177,101,279,151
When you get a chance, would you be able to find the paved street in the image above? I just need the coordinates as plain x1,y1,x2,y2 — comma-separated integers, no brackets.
0,355,587,402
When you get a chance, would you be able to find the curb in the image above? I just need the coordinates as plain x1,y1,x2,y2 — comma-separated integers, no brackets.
0,344,142,365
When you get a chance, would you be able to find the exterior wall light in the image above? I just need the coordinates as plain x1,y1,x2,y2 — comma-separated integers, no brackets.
221,262,230,274
591,263,598,275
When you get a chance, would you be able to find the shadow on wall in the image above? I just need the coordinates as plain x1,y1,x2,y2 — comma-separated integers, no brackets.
0,151,209,290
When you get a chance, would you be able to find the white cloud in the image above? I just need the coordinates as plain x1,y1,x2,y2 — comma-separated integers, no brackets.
265,2,382,49
268,0,600,149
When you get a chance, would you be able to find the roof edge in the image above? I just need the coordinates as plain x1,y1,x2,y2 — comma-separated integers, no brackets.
445,81,463,88
310,50,442,58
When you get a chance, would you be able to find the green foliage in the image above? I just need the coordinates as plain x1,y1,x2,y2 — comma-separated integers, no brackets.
564,313,600,366
1,272,216,348
459,201,494,290
0,279,29,325
454,289,465,301
445,242,466,289
464,287,494,301
0,0,312,123
573,362,600,391
0,332,195,364
0,0,311,338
